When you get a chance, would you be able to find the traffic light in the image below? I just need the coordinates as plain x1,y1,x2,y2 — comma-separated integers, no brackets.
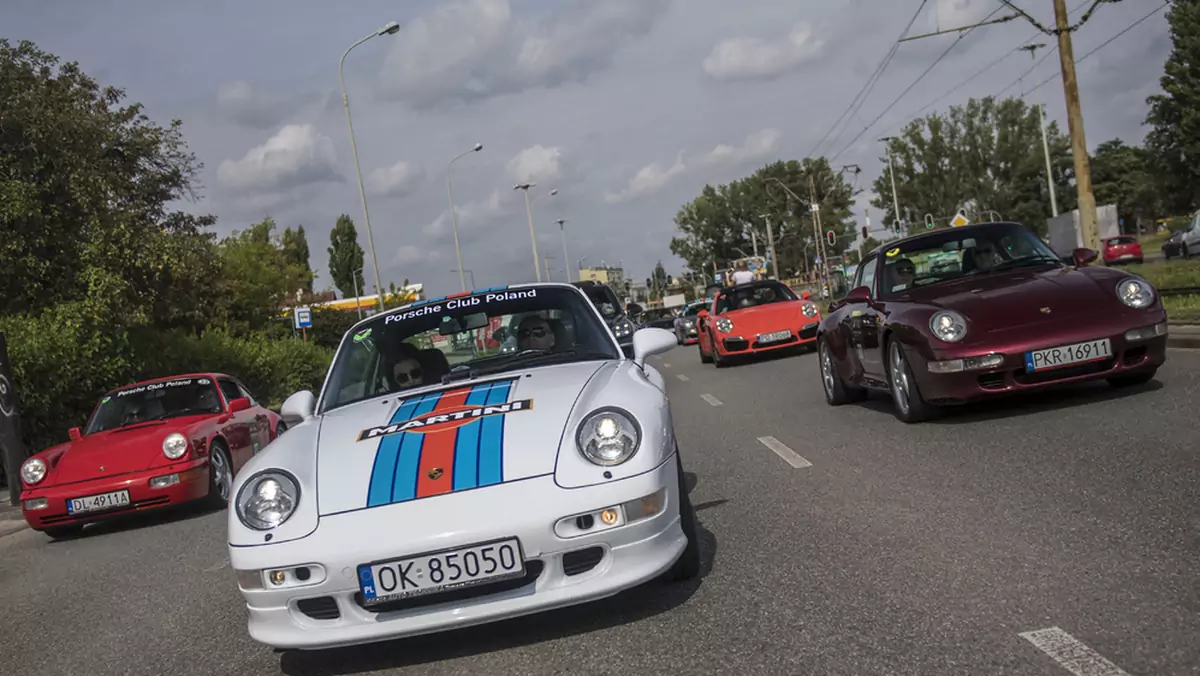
925,213,935,229
861,226,868,239
826,230,836,246
893,220,902,234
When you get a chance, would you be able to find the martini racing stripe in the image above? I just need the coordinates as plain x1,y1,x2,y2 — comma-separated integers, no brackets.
364,379,519,507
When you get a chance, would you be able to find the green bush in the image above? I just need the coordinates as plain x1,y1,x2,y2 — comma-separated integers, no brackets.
0,306,333,453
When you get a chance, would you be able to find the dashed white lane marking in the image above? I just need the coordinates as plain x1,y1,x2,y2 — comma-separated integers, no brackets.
677,374,690,382
204,559,230,573
1019,627,1130,676
700,393,723,406
662,362,672,368
757,436,813,468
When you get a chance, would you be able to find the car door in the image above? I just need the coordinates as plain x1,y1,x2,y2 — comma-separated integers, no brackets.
235,381,272,456
840,255,885,382
215,378,253,467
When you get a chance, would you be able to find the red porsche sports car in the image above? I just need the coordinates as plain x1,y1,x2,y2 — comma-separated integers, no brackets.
697,280,821,366
18,373,285,538
817,221,1168,422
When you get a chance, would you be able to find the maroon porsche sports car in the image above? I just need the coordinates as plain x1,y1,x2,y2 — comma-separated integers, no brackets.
817,221,1168,423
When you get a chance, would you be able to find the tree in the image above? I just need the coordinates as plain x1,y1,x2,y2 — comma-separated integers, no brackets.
1145,0,1200,215
217,217,310,333
869,96,1073,237
0,39,219,325
670,159,858,279
328,215,365,299
1090,139,1162,233
281,225,314,292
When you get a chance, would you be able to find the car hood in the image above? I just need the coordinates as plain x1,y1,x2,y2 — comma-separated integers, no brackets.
900,266,1111,333
722,302,812,329
46,418,205,485
314,361,606,516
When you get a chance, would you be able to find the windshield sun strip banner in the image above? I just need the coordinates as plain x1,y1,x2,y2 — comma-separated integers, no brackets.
364,379,523,507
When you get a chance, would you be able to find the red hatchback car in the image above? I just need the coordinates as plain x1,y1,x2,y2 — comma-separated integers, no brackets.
697,280,821,366
1103,235,1143,265
818,222,1167,423
18,373,285,539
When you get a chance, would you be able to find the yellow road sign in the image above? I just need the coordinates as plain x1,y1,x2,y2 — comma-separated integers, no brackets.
950,210,970,227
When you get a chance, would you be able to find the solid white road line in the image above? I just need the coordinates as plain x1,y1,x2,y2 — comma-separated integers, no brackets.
757,436,813,468
700,393,723,406
1019,627,1130,676
677,374,690,382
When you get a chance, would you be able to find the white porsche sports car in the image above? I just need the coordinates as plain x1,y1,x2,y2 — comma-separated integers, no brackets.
228,282,700,651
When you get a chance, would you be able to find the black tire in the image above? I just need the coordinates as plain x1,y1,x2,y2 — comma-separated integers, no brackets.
713,348,729,368
43,524,84,540
205,441,234,509
886,338,935,423
818,337,866,405
1185,243,1192,260
699,341,713,364
1108,369,1156,388
668,453,700,582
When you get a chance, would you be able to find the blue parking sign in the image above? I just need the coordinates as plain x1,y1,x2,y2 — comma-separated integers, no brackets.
294,307,312,329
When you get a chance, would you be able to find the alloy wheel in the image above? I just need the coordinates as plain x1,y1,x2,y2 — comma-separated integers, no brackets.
889,342,911,416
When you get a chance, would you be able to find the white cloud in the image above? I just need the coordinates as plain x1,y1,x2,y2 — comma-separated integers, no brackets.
605,153,687,203
377,0,668,109
395,244,432,266
702,129,782,167
368,161,425,198
214,80,310,129
506,144,565,185
423,189,512,237
216,124,341,193
702,23,823,82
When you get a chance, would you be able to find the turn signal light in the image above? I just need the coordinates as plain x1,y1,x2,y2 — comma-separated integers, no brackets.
600,509,618,525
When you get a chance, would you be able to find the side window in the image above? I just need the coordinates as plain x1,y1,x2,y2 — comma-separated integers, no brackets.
235,383,258,406
857,257,878,297
216,379,242,406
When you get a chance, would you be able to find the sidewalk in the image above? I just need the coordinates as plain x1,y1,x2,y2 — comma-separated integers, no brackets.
1168,324,1200,350
0,498,28,538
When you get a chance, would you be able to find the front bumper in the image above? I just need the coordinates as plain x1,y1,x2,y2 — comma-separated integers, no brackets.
20,458,211,530
230,455,686,650
716,322,819,355
910,316,1168,404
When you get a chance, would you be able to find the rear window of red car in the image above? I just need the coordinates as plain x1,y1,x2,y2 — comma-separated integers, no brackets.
1107,236,1137,246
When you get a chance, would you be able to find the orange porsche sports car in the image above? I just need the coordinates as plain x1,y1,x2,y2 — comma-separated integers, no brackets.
696,280,821,367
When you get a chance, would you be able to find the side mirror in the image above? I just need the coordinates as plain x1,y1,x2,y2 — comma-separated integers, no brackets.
280,390,316,424
801,291,813,300
626,303,644,318
1072,247,1098,267
68,427,82,441
632,328,676,368
229,397,252,413
844,286,872,303
697,309,709,319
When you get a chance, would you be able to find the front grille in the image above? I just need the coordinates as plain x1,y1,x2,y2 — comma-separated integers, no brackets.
562,547,604,576
799,323,819,340
41,495,171,525
354,560,545,614
297,596,340,621
722,337,749,352
978,372,1006,389
1012,357,1115,385
1123,346,1148,366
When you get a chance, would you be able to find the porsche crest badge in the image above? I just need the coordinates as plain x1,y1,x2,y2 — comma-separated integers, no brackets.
1039,307,1052,314
428,467,444,480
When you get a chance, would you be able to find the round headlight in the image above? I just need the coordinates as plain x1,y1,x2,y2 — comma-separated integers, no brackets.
21,457,46,486
801,303,818,318
235,470,300,530
715,317,733,333
929,310,968,343
1116,278,1154,309
162,433,189,460
576,408,641,467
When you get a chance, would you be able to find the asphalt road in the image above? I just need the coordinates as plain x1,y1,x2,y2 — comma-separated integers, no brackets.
3,346,1199,675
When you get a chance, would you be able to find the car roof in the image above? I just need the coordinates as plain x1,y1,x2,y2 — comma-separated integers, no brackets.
354,282,591,333
717,279,787,295
865,221,1022,258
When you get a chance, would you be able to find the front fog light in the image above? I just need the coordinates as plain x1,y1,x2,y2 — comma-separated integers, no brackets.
928,353,1004,374
269,570,286,586
1124,322,1167,342
149,474,180,489
23,498,48,511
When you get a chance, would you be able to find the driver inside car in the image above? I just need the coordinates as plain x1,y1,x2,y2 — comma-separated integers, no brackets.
386,343,425,393
516,315,556,352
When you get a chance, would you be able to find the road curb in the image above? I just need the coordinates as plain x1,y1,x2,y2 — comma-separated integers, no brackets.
1167,334,1200,350
0,517,28,538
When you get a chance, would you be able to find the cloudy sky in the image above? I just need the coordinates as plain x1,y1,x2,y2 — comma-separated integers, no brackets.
5,0,1171,297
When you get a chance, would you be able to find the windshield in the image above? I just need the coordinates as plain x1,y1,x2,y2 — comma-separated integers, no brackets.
321,287,621,413
683,302,708,316
575,284,622,319
1106,236,1137,246
715,282,797,314
85,377,222,434
878,222,1061,298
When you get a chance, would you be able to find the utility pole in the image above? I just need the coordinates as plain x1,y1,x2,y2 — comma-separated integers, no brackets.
808,175,830,297
759,213,780,280
556,218,572,282
1052,0,1098,251
1021,43,1059,217
542,254,552,282
880,137,903,233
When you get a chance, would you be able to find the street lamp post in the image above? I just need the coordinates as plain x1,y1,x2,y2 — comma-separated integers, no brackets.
339,20,401,313
513,184,557,282
758,213,779,280
555,218,572,282
451,268,476,289
447,143,483,292
1021,43,1059,218
879,137,903,234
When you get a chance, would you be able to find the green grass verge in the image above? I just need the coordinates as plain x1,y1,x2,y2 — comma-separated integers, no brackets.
1164,295,1200,324
1121,259,1200,290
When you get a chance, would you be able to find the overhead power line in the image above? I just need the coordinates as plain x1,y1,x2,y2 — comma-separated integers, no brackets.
805,0,928,159
830,4,1008,162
